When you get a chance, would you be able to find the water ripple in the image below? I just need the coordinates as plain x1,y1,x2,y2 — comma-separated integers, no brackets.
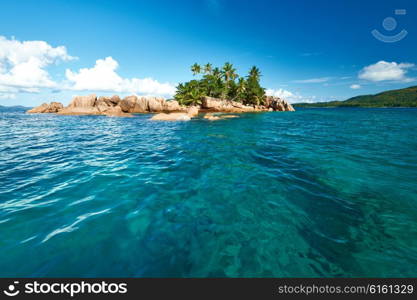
0,109,417,277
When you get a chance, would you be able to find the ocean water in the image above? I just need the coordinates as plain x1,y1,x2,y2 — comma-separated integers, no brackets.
0,108,417,277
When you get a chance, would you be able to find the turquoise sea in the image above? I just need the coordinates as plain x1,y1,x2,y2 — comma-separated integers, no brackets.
0,108,416,277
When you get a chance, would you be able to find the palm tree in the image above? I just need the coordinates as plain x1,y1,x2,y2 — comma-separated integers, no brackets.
248,66,261,81
244,66,265,106
208,67,223,97
188,89,204,106
237,77,246,91
204,63,213,75
212,67,222,80
191,63,201,76
222,62,236,83
174,83,187,105
221,62,237,99
175,80,205,106
233,77,246,102
176,62,266,106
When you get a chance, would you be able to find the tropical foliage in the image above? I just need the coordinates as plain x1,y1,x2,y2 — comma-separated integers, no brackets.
294,86,417,108
174,63,266,106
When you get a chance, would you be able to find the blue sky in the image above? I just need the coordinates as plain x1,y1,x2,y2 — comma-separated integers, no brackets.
1,0,417,106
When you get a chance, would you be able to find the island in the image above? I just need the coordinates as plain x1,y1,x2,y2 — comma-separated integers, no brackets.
0,105,31,112
294,86,417,108
27,63,294,120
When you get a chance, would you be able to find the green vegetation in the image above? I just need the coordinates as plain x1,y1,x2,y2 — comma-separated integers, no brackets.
294,86,417,108
174,62,266,106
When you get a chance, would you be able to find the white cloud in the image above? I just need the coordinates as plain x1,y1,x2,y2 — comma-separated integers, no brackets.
0,37,179,101
350,84,361,89
65,57,122,91
293,77,330,83
358,61,415,82
266,88,317,103
0,36,75,95
65,56,176,96
266,88,294,99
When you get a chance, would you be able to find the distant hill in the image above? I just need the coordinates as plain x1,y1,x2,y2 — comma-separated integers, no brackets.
0,105,31,112
294,86,417,108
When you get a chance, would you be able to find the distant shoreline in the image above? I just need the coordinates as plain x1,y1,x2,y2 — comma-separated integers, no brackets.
294,85,417,108
294,105,417,109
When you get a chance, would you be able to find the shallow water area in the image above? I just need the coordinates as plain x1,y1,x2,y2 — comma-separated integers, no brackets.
0,108,416,277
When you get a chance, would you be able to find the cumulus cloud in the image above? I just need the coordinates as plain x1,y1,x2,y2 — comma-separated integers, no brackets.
266,88,294,99
0,37,175,100
350,84,361,89
65,56,176,96
0,36,75,95
266,88,316,103
358,61,415,82
293,77,330,83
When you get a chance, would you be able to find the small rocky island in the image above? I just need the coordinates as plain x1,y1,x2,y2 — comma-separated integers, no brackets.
27,62,294,120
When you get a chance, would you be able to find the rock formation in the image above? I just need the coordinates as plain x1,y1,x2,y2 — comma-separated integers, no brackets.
27,102,63,113
26,94,294,118
204,113,239,121
58,94,101,115
28,94,186,117
204,114,220,121
185,106,199,118
150,113,191,121
118,96,185,113
265,96,295,111
119,96,147,113
201,96,294,112
150,106,199,121
201,97,260,112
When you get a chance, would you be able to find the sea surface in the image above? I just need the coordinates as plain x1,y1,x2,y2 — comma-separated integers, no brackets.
0,108,417,277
